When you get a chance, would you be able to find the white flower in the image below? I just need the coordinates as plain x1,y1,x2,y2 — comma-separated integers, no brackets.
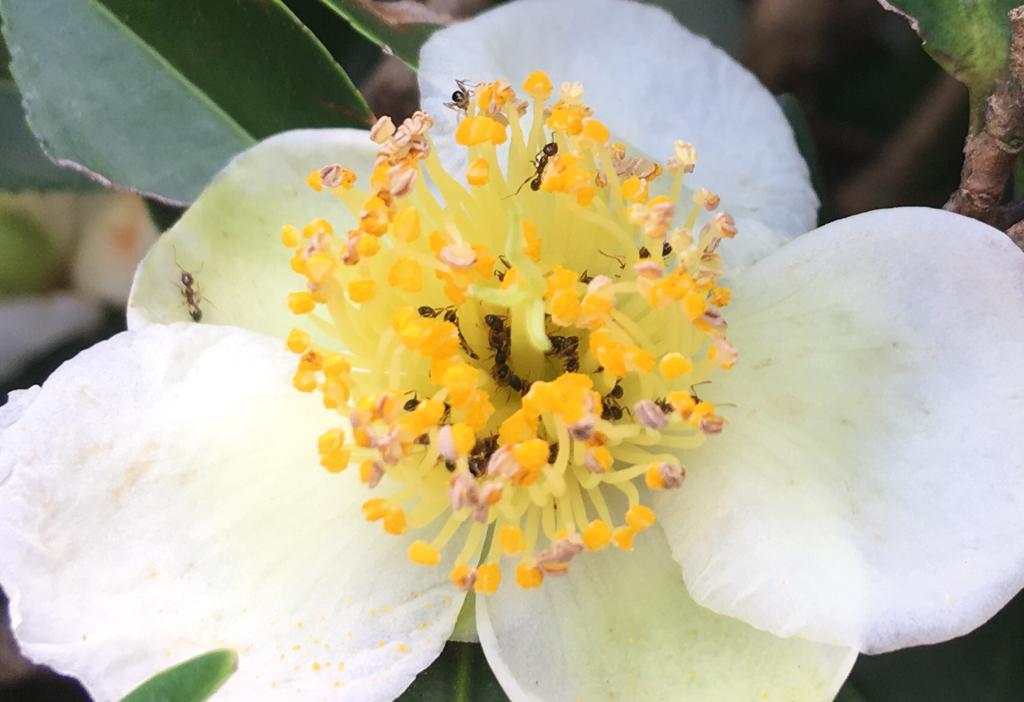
2,1,1024,701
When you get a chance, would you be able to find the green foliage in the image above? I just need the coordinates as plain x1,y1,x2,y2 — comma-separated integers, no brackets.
0,206,59,295
880,1,1018,107
0,0,371,204
0,81,97,191
316,0,442,70
398,642,508,702
119,649,237,702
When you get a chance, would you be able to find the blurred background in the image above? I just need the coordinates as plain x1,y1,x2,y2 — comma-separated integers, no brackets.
0,0,1020,700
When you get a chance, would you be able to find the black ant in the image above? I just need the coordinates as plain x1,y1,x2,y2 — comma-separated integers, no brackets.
494,254,511,282
485,314,528,394
638,246,651,259
468,435,499,476
173,248,204,322
510,141,558,196
547,335,580,372
579,270,594,284
443,79,475,115
601,380,625,421
662,241,673,257
653,397,675,414
419,305,479,359
597,249,626,270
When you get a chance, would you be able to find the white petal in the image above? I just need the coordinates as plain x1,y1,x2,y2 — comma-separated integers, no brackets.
0,293,104,382
127,129,376,339
658,207,1024,653
476,523,855,701
0,324,465,700
419,0,816,240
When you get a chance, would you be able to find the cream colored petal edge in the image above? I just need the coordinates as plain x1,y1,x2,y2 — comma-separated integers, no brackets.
0,293,104,382
476,522,856,702
658,207,1024,653
418,0,817,240
127,129,375,341
0,324,466,701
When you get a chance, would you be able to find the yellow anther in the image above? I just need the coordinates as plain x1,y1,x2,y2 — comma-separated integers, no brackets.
320,448,350,474
499,410,538,445
581,119,610,144
305,217,333,237
499,526,525,555
549,289,581,326
449,564,476,590
513,438,550,472
298,349,324,372
522,70,553,99
441,361,480,406
645,465,665,490
576,186,597,206
293,370,317,393
710,286,732,307
288,291,316,315
474,564,501,595
463,391,495,431
286,328,310,354
356,234,380,258
612,526,636,551
318,429,346,455
586,444,613,473
393,206,421,242
359,459,378,484
428,230,449,255
659,352,693,380
323,353,351,377
668,391,697,418
515,561,544,589
387,258,423,293
620,175,648,202
383,506,408,535
281,224,300,247
451,422,476,456
626,505,656,531
466,158,490,186
362,498,389,521
455,115,507,146
522,221,542,262
683,290,707,320
304,252,335,284
306,170,323,192
407,540,441,566
353,425,374,448
582,519,612,550
347,280,376,303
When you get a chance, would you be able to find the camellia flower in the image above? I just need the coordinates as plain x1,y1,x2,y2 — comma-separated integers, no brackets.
3,0,1024,700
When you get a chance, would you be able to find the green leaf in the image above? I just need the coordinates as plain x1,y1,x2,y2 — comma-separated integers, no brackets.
0,206,59,295
397,642,507,702
120,649,237,702
0,18,10,81
316,0,444,70
879,1,1018,103
0,0,372,204
0,81,98,191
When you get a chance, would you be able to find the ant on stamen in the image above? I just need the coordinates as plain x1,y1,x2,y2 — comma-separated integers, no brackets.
419,305,479,359
494,254,511,282
173,247,204,322
441,401,452,425
486,314,528,394
662,241,673,257
444,79,475,116
403,393,420,412
597,249,626,270
653,397,675,414
468,435,499,476
578,270,594,284
601,380,625,421
638,246,651,259
547,335,580,372
509,141,558,196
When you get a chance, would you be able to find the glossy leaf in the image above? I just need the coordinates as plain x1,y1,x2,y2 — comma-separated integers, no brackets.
398,642,507,702
0,81,98,191
0,0,372,204
317,0,444,70
120,649,237,702
644,0,743,57
879,0,1018,103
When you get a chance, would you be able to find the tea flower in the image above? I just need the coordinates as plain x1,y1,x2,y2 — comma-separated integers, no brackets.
3,1,1024,701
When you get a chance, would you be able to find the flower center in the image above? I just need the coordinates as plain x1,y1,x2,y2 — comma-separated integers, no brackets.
282,71,737,594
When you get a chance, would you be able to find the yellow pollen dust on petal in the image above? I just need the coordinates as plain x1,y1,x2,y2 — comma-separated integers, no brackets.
283,68,739,596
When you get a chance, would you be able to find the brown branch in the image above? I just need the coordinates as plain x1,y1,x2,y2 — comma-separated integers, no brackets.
945,6,1024,224
836,74,966,215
